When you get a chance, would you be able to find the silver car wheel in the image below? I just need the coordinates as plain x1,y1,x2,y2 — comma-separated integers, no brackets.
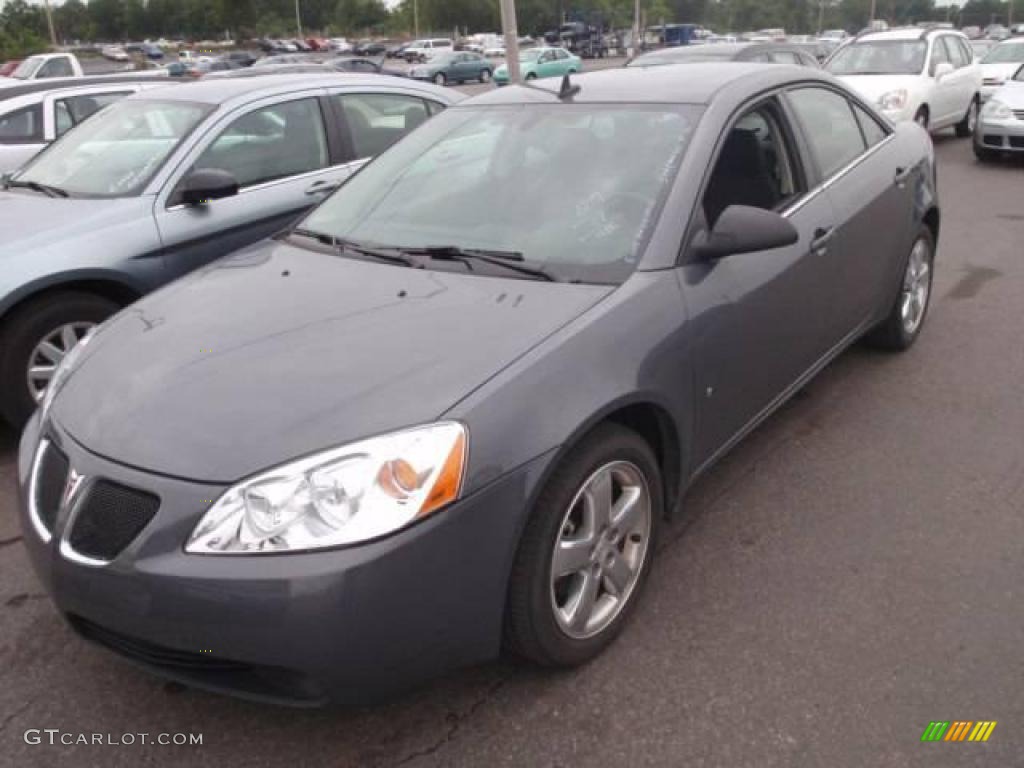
900,238,931,336
550,461,651,640
26,322,95,402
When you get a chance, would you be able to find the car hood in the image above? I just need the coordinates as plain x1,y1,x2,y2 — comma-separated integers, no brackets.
54,239,613,483
981,62,1023,81
836,74,920,103
989,80,1024,106
0,192,148,258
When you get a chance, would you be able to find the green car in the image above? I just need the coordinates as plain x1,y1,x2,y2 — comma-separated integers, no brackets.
494,47,582,85
408,52,494,86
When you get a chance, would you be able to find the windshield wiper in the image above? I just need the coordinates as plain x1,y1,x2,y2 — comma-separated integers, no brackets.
5,179,69,198
289,229,421,268
400,245,556,282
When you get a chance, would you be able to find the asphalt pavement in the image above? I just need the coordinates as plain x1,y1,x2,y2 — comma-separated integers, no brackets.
1,90,1022,766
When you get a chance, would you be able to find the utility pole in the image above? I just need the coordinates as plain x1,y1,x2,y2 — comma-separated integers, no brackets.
413,0,419,38
869,0,877,24
42,0,58,47
632,0,641,56
294,0,303,40
499,0,521,83
817,0,826,35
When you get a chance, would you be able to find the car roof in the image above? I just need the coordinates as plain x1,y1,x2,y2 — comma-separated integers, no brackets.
0,75,174,103
857,27,962,42
121,73,462,106
464,62,830,106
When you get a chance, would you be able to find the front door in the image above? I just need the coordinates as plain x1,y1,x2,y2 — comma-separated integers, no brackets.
682,99,840,470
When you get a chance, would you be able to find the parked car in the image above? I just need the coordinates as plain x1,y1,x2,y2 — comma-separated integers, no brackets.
403,38,454,63
969,39,997,60
15,63,938,705
0,53,84,87
409,51,493,85
101,46,130,62
222,50,259,68
495,47,581,84
827,28,982,135
0,77,175,174
142,43,164,60
978,38,1024,101
331,38,355,54
355,40,389,57
0,60,22,78
207,58,406,80
385,42,409,59
628,41,821,68
0,74,461,427
974,65,1024,160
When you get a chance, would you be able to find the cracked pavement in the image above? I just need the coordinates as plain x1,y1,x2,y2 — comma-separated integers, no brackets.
2,130,1023,768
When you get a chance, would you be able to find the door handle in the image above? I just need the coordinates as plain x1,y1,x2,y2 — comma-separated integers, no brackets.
305,179,340,196
894,166,914,187
811,226,834,255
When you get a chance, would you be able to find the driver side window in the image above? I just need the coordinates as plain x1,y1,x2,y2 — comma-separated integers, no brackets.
703,103,801,228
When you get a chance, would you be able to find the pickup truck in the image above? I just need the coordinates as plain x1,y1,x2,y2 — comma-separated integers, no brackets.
0,53,84,87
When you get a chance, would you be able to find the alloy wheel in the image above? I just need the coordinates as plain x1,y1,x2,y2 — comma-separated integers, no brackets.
900,238,931,336
549,461,652,639
26,322,95,402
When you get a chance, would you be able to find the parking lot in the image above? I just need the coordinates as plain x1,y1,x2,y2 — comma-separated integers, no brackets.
1,106,1021,767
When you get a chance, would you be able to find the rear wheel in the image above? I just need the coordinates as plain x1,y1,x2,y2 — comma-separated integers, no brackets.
525,72,537,81
480,69,492,83
914,106,930,132
433,72,446,86
504,423,661,667
955,97,979,138
0,292,119,428
864,227,934,351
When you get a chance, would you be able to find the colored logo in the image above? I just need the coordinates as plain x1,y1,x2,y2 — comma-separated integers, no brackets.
921,721,997,742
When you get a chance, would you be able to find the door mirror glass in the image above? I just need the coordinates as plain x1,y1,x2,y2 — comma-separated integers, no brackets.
695,205,799,260
178,168,239,206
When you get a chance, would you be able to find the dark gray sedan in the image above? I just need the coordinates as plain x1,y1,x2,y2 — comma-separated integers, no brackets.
18,64,938,705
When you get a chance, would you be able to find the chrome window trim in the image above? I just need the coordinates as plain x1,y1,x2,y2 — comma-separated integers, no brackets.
26,438,53,543
782,131,896,219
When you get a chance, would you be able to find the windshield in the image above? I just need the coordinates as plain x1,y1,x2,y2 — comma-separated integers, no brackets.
299,104,698,284
630,49,736,67
16,99,213,198
982,42,1024,63
11,57,43,79
827,40,927,75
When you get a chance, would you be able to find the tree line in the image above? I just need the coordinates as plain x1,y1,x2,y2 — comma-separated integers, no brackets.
0,0,1017,59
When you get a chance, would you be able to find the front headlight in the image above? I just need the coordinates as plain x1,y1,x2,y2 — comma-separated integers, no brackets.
878,89,909,112
982,98,1013,119
39,329,94,422
186,422,467,554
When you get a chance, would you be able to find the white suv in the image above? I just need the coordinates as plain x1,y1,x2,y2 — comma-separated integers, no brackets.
827,28,983,136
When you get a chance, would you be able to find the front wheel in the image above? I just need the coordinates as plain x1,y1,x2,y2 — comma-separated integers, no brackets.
973,142,999,162
433,72,446,86
955,97,979,138
0,292,119,428
864,227,935,351
504,423,662,667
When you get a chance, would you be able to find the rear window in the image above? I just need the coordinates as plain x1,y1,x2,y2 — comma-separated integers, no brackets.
0,104,43,142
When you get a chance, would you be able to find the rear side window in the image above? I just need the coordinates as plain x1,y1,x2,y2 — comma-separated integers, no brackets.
851,103,888,148
39,58,74,78
0,104,43,142
787,87,866,178
335,93,432,160
55,92,132,137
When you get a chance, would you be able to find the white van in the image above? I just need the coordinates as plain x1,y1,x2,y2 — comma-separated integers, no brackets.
404,39,454,63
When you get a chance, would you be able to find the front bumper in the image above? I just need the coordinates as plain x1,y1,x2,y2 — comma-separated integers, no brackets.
975,114,1024,152
18,413,554,706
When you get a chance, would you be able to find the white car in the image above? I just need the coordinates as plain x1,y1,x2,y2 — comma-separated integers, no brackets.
403,39,454,63
978,38,1024,100
827,28,983,135
974,70,1024,160
102,46,130,62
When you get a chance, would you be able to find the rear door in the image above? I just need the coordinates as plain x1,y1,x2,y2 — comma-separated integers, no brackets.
784,85,915,342
153,90,345,280
682,97,840,468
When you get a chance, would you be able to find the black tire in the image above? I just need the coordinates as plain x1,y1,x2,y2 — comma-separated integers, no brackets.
973,142,998,162
504,423,663,667
480,69,492,83
0,292,119,428
433,72,446,86
525,72,537,81
955,97,979,138
914,106,930,132
864,226,935,352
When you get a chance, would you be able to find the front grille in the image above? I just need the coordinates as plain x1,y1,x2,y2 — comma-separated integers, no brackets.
67,480,159,561
34,442,69,534
1010,136,1024,149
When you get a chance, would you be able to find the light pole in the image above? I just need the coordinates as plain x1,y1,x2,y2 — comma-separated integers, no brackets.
294,0,303,40
42,0,58,47
499,0,521,83
632,0,641,57
414,0,420,38
869,0,877,24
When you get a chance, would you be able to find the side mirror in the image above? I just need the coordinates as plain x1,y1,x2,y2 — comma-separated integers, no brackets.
932,61,954,80
694,205,799,260
178,168,239,206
